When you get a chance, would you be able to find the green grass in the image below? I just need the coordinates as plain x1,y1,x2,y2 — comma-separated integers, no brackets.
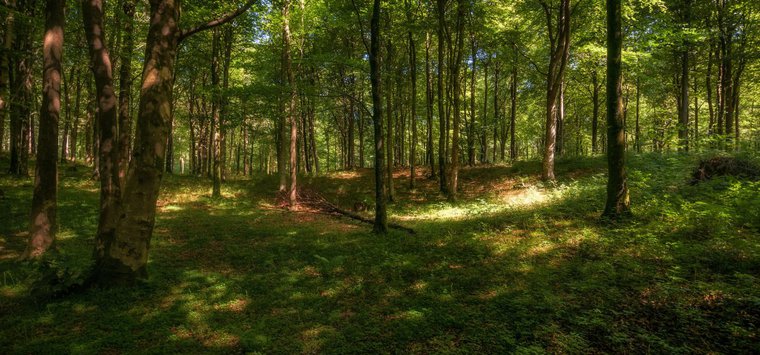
1,153,759,353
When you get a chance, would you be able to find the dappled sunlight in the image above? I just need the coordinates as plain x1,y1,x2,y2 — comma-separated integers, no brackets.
2,154,760,353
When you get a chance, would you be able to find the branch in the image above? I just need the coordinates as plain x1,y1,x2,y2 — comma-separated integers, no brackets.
350,0,370,54
179,0,256,42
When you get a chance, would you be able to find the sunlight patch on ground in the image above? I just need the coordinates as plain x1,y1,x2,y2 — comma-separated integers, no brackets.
399,186,554,222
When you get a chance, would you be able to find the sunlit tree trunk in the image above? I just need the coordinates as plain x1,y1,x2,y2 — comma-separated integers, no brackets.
540,0,571,180
282,0,298,207
82,0,122,266
23,0,64,259
92,0,254,284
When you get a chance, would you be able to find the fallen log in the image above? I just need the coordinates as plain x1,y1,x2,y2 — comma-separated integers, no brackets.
280,189,416,235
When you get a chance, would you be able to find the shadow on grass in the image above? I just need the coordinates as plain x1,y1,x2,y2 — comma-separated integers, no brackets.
0,154,758,353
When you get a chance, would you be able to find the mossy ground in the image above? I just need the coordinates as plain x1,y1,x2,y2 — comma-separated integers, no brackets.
1,153,759,353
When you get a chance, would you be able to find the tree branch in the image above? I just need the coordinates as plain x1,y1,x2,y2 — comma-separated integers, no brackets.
179,0,256,42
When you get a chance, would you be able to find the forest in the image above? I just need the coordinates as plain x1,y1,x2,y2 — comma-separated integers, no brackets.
1,0,760,353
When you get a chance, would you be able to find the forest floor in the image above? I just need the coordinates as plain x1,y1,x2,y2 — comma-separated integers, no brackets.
1,153,759,354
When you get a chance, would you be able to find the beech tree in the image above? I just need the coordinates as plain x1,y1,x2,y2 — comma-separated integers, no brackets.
603,0,630,218
23,0,64,259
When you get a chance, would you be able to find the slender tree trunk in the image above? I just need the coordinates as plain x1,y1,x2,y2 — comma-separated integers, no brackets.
693,72,698,148
603,0,630,218
82,0,122,269
386,40,395,202
211,28,222,197
541,0,571,181
282,0,298,207
370,0,387,233
482,60,488,163
9,0,33,177
71,71,82,161
409,30,417,189
61,67,74,163
118,0,136,188
510,55,517,161
449,0,465,201
0,8,11,155
23,0,64,259
437,0,448,193
468,37,477,166
425,32,435,178
678,49,689,152
706,44,714,135
635,78,640,153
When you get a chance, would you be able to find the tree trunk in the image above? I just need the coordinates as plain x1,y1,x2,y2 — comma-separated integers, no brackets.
211,27,222,197
678,49,689,152
386,40,395,202
603,0,630,218
82,0,122,270
510,55,517,161
92,0,254,284
9,0,33,177
0,8,10,155
409,30,417,189
449,0,465,201
437,0,448,193
370,0,387,233
282,0,298,206
23,0,64,259
541,0,571,181
118,0,136,187
468,36,477,166
425,32,435,178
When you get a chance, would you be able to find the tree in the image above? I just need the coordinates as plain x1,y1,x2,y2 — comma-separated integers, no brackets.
539,0,571,181
23,0,65,259
449,0,466,201
370,0,387,234
82,0,125,273
603,0,630,218
91,0,255,285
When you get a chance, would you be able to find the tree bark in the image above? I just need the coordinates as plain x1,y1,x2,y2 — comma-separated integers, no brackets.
9,0,33,177
23,0,64,259
603,0,630,218
424,32,435,178
0,8,12,155
436,0,448,193
82,0,122,268
449,0,465,201
118,0,136,187
409,29,417,189
282,0,298,207
92,0,253,284
540,0,571,180
370,0,387,233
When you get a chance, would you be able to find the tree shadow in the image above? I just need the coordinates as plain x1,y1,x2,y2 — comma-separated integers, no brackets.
1,155,758,353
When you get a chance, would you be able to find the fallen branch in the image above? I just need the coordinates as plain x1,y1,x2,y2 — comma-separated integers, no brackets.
279,189,416,235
